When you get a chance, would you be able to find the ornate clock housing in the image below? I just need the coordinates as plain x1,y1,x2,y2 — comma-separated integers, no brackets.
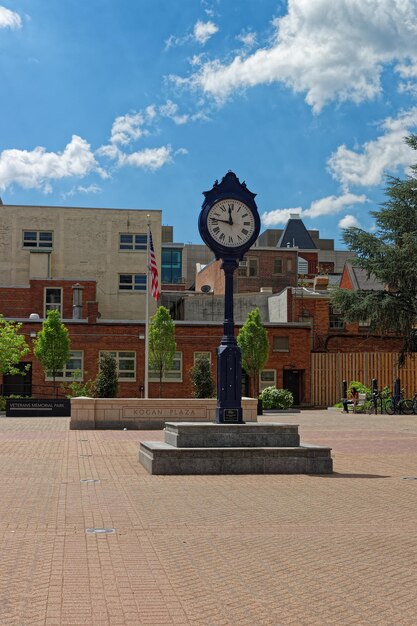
199,171,260,259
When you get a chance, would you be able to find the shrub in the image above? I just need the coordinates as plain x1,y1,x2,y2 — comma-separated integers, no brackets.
61,371,96,398
260,386,293,410
189,355,215,398
95,353,118,398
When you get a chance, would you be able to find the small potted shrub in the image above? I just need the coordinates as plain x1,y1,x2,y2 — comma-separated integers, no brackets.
260,386,293,410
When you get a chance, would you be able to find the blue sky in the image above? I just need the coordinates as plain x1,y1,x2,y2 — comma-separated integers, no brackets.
1,1,417,247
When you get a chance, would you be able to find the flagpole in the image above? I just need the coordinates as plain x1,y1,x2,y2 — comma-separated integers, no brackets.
144,215,150,399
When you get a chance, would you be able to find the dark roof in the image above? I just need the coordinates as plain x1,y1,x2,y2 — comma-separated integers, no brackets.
346,262,385,290
277,217,317,249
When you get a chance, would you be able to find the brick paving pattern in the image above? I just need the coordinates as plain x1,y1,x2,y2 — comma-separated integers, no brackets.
0,410,416,625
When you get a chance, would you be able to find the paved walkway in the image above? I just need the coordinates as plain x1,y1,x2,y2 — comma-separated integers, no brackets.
0,409,416,625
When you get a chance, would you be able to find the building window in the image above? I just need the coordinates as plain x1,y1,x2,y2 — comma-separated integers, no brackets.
161,248,183,284
100,351,136,380
273,336,289,352
44,288,62,316
119,274,147,291
238,257,258,277
287,258,293,272
119,233,147,251
149,351,182,382
298,257,308,275
273,258,283,274
259,369,276,391
329,307,345,329
23,230,53,249
194,351,211,364
46,350,83,381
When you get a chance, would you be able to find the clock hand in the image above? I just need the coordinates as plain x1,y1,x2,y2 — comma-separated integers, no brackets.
228,206,233,225
210,218,230,224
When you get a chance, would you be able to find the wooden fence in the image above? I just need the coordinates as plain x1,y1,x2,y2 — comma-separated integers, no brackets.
311,352,417,407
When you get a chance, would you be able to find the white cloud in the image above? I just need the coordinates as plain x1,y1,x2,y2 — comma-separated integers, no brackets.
236,31,256,49
338,214,361,229
194,20,218,45
177,0,417,112
62,184,102,199
0,6,21,29
119,146,173,171
159,100,189,125
262,193,367,226
328,108,417,188
110,112,148,145
0,135,102,192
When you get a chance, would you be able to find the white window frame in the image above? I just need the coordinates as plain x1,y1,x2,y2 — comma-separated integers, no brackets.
118,273,147,291
44,287,63,317
273,336,289,352
100,351,136,381
46,350,84,381
149,351,182,382
23,230,53,249
259,369,276,391
238,256,258,277
193,351,212,365
119,233,147,251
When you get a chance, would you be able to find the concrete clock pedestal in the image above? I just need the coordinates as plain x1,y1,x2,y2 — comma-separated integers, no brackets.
139,422,333,475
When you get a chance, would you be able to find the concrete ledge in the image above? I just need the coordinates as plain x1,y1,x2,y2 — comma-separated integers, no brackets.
164,422,300,448
139,441,333,475
70,397,258,429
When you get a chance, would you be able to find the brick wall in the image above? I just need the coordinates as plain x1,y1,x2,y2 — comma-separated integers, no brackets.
0,280,97,319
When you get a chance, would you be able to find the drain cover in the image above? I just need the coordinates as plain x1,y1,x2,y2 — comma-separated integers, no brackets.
401,477,417,480
80,479,100,484
86,528,116,535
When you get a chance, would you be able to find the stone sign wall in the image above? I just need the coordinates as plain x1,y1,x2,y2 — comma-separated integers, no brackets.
70,397,258,429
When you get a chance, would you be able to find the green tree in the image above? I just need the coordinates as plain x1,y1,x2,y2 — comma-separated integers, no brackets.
0,315,30,376
95,353,118,398
149,306,176,397
331,134,417,366
190,354,215,398
33,309,70,395
237,308,269,398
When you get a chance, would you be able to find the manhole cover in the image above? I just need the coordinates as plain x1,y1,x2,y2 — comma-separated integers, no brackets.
85,528,116,535
401,477,417,480
80,479,100,484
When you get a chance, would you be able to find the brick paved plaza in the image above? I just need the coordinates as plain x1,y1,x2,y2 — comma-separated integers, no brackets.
0,410,416,626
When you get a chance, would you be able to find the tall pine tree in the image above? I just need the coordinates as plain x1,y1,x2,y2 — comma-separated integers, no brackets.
331,134,417,366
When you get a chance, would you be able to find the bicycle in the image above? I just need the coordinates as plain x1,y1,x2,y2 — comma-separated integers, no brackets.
384,390,414,415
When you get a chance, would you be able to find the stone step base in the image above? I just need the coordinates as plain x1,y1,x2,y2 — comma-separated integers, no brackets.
164,422,300,448
139,442,333,475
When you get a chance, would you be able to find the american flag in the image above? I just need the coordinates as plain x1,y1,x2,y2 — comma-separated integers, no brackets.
148,229,160,301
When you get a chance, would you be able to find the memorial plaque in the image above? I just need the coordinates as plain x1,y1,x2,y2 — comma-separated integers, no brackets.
223,409,239,423
6,398,71,417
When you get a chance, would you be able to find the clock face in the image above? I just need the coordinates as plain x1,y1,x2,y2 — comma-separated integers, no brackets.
206,199,256,248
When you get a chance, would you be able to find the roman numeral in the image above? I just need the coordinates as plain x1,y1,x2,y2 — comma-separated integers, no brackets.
228,203,234,211
228,236,234,243
219,233,225,241
243,221,250,226
220,205,226,212
213,226,220,234
242,213,248,217
241,228,248,235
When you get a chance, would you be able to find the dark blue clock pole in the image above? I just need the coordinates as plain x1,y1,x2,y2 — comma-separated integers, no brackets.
216,258,243,424
198,171,260,425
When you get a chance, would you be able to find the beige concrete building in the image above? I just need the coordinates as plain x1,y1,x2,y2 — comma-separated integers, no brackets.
0,204,161,320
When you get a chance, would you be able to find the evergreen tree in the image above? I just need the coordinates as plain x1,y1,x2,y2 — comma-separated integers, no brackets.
237,307,269,397
0,315,30,376
149,306,176,397
190,354,215,398
95,352,118,398
34,309,70,395
331,134,417,366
